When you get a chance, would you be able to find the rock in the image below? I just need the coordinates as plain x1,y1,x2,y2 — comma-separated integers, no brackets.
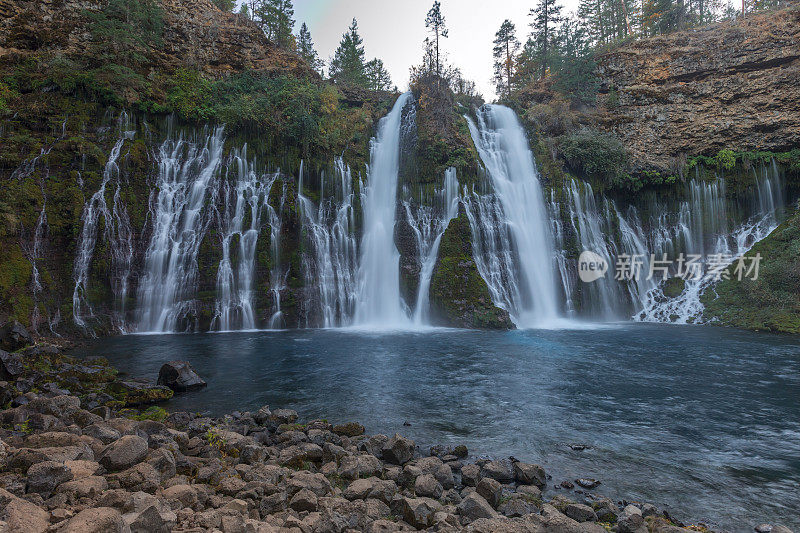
62,507,125,533
513,462,546,487
481,460,514,483
332,421,365,437
0,350,23,380
457,492,497,523
0,487,50,532
289,488,318,512
338,453,383,479
500,496,540,518
414,473,443,499
575,478,601,489
162,484,199,508
476,477,503,509
58,475,108,498
108,462,161,493
382,433,415,465
461,463,481,486
156,361,207,392
99,435,149,471
564,502,598,522
344,477,398,503
618,504,644,533
107,381,173,406
83,423,122,444
453,444,468,458
399,497,439,529
755,525,773,533
641,503,659,518
0,321,32,352
269,408,298,425
129,504,170,533
592,497,618,522
26,460,73,496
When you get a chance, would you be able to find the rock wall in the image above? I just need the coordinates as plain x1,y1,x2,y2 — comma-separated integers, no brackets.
595,4,800,170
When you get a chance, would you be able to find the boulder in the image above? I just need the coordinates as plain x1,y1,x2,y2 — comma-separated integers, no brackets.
564,502,598,522
461,463,481,486
289,488,318,512
26,460,73,496
62,507,125,533
476,477,503,509
0,487,50,533
618,504,644,533
481,460,514,483
457,492,497,523
382,433,415,465
156,361,207,392
99,435,149,471
414,473,443,499
0,350,23,380
513,462,546,487
128,504,171,533
107,381,173,406
399,497,440,529
332,421,365,437
0,321,32,352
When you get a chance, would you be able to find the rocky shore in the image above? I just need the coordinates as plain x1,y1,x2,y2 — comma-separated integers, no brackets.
0,326,795,533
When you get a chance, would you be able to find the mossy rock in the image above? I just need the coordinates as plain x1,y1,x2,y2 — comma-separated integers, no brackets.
106,380,174,406
662,277,686,299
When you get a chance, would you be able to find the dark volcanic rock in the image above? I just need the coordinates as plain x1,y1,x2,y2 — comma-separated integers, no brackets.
157,361,207,392
0,321,32,352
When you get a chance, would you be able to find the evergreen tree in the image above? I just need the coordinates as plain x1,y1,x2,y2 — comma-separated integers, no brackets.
255,0,295,49
329,18,368,86
212,0,235,11
296,23,322,72
529,0,566,78
238,3,249,17
365,59,393,91
493,20,520,98
425,1,449,79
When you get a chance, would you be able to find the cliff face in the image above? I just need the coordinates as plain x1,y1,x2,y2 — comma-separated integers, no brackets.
595,4,800,170
0,0,312,79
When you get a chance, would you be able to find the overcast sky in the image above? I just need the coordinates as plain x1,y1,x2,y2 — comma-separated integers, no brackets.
283,0,583,100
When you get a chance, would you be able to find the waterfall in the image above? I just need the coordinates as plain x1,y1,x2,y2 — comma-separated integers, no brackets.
212,147,278,331
267,179,287,329
404,167,460,325
637,162,786,323
353,92,415,327
465,105,560,327
136,127,224,333
298,159,359,327
73,117,135,331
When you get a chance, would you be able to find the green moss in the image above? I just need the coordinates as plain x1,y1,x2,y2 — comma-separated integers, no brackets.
702,205,800,333
662,277,686,298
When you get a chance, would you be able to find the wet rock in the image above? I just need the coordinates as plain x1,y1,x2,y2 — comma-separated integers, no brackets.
476,477,503,509
560,480,575,489
382,433,415,465
26,460,73,496
457,492,497,523
575,478,601,489
0,321,32,352
618,504,644,533
453,444,468,458
481,460,514,483
514,461,546,487
157,361,207,392
755,526,773,533
99,435,149,471
564,502,598,522
332,421,365,437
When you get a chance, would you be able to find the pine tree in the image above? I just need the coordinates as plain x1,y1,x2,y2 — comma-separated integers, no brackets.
365,59,392,91
211,0,235,12
493,20,520,98
425,1,449,79
255,0,295,49
529,0,566,79
329,18,368,87
296,23,322,72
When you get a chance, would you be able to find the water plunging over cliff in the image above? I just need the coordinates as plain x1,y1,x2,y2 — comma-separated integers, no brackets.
136,128,224,333
466,105,560,327
353,92,415,328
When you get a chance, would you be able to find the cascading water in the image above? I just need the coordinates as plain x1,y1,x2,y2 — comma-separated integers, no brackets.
465,105,560,327
267,179,287,329
212,147,278,331
298,159,359,327
73,114,135,331
136,127,224,333
403,167,460,325
353,92,415,327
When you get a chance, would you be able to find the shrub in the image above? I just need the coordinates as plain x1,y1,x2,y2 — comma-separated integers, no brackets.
558,129,633,190
714,149,737,170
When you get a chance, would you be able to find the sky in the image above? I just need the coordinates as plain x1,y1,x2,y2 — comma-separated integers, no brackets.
254,0,582,100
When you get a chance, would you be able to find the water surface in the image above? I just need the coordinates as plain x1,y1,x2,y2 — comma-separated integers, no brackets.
75,324,800,530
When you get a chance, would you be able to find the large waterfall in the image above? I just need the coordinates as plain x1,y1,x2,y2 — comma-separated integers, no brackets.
136,128,225,333
354,92,415,327
465,105,561,327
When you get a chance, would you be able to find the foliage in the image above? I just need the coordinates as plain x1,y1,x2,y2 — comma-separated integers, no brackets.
528,0,566,79
212,0,236,11
715,149,737,170
252,0,295,49
0,79,19,112
297,23,323,72
558,129,635,190
425,1,449,79
365,59,393,91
